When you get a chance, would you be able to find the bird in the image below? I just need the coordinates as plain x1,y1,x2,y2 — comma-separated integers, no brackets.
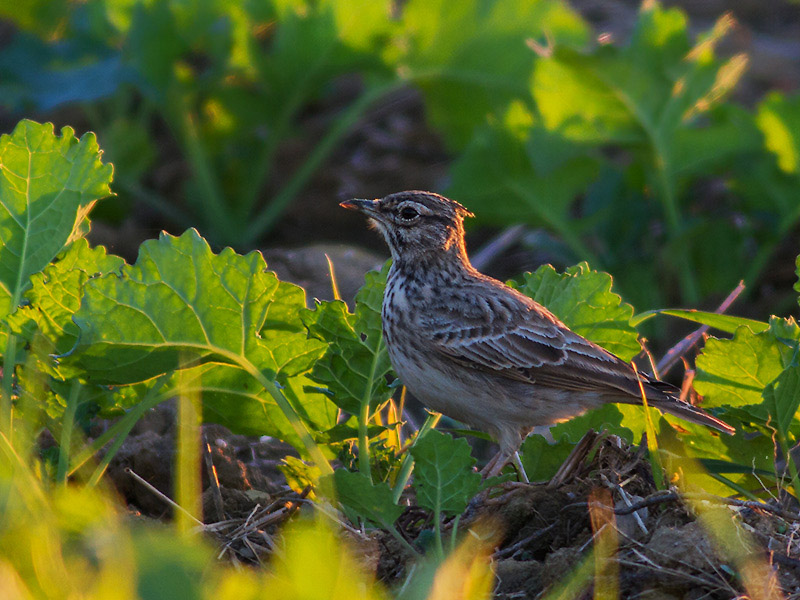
340,190,734,480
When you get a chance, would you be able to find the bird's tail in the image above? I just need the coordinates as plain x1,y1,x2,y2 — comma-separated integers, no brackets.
640,380,735,435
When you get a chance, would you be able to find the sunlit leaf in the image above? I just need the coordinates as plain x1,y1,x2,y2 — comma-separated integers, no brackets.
513,262,640,361
695,326,787,409
0,120,113,328
302,263,393,415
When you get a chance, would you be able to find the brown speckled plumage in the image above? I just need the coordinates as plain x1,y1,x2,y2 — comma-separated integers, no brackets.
341,191,734,472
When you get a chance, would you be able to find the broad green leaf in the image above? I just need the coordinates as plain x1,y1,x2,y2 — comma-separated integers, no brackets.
302,263,392,415
328,469,403,528
694,326,786,409
8,239,124,356
400,0,588,148
763,358,800,442
770,316,800,346
658,418,774,497
512,262,640,361
632,309,768,335
410,430,481,517
518,434,575,482
176,365,336,451
0,120,112,326
549,404,644,443
68,229,324,383
756,92,800,174
65,229,333,452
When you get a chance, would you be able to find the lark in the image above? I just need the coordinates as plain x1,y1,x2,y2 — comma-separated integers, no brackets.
341,191,734,479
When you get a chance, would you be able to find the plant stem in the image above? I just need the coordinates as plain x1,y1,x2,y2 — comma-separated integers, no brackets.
0,332,17,436
506,180,602,268
433,504,444,559
242,81,401,244
77,375,172,483
449,514,462,553
358,397,372,482
392,412,442,504
227,352,333,479
56,380,81,484
174,102,235,243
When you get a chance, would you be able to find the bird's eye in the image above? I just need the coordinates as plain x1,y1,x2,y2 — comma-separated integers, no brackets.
399,206,419,221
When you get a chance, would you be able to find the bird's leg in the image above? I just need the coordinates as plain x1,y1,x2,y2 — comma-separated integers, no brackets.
512,451,529,483
481,449,529,483
480,450,505,478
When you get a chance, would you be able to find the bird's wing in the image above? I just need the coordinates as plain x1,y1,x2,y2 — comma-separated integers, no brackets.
421,279,643,396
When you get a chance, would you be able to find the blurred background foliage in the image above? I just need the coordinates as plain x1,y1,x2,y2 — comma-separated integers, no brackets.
1,0,798,312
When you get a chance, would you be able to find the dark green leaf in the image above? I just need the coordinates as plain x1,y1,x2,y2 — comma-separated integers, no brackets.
763,357,800,442
410,430,481,517
328,469,403,528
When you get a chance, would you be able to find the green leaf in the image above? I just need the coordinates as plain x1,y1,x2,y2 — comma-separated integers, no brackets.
763,357,800,442
68,229,324,383
756,92,800,174
447,102,600,260
302,263,393,415
65,229,334,453
0,120,113,326
410,430,481,517
8,239,124,357
695,326,787,409
512,262,640,361
659,419,774,497
632,309,769,335
328,469,403,528
400,0,589,148
518,434,575,482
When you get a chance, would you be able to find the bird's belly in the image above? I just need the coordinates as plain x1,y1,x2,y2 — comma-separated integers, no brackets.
386,341,602,446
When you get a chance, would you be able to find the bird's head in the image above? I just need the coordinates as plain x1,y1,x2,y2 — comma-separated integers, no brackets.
340,191,474,265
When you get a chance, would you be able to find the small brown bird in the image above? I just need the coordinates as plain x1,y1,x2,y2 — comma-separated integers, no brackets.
341,191,734,478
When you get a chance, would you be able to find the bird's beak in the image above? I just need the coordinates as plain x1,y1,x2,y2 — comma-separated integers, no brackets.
340,198,379,215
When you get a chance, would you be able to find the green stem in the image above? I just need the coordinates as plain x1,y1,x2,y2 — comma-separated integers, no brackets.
242,82,401,244
1,332,17,436
506,181,602,268
173,100,235,243
653,149,699,304
386,525,421,558
449,514,461,553
56,380,81,484
358,397,372,483
230,354,333,479
392,412,442,504
433,504,444,560
706,472,761,501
